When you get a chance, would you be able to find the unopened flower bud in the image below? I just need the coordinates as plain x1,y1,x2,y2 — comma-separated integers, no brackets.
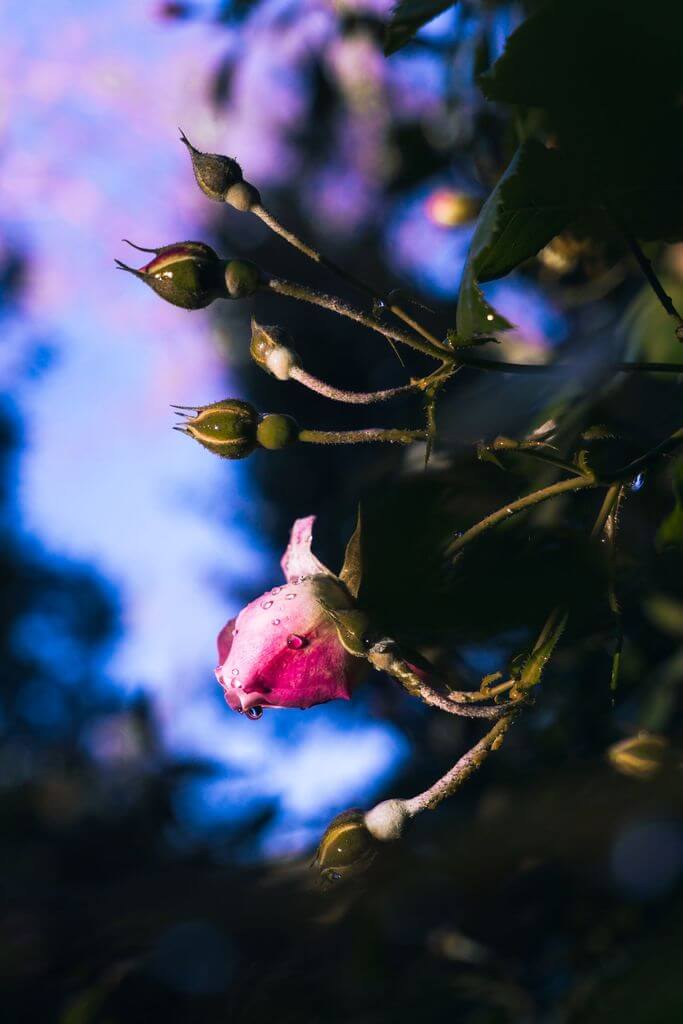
607,732,669,780
314,810,376,886
250,321,299,380
179,131,262,210
364,799,410,842
179,130,243,200
174,399,258,459
116,240,226,310
256,413,299,450
224,259,261,299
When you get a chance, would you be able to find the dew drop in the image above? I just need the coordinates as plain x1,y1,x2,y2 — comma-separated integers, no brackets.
630,471,645,492
246,705,263,720
262,600,273,609
231,668,239,676
272,618,280,625
287,633,308,650
271,587,281,595
285,593,296,601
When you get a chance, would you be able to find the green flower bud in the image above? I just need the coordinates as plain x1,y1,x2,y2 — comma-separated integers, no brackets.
256,413,299,450
314,810,377,886
225,259,262,299
179,131,262,210
116,240,226,310
250,320,299,380
607,732,669,780
174,399,258,459
179,130,243,201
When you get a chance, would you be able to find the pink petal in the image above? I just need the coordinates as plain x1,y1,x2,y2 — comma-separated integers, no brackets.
216,617,237,664
280,515,330,582
216,575,364,711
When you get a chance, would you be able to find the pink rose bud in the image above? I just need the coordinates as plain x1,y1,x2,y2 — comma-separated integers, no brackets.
215,516,366,717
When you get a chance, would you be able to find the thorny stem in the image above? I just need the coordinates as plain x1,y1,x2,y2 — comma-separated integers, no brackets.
446,475,598,558
289,366,417,404
254,204,446,350
482,436,588,478
266,276,451,362
299,427,427,446
403,714,515,814
366,639,521,719
514,482,624,697
618,227,683,341
606,427,683,482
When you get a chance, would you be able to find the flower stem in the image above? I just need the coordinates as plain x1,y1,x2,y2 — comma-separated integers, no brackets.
299,427,427,446
266,276,451,362
254,203,445,350
366,639,519,719
447,474,598,558
289,365,417,404
403,714,515,815
455,355,683,375
606,427,683,482
619,228,683,341
482,436,588,477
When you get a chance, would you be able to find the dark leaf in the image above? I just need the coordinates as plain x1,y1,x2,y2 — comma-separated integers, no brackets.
339,506,363,599
384,0,457,56
480,0,683,241
455,141,583,340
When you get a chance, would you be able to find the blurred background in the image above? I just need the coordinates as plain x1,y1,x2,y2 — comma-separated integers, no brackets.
1,1,682,1020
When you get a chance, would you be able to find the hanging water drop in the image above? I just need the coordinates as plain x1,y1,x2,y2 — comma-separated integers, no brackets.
246,705,263,720
630,471,645,492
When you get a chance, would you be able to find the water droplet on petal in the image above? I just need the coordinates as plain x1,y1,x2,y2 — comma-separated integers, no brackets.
272,618,280,625
630,471,645,492
246,705,263,720
271,587,281,595
262,600,273,609
231,668,239,676
285,593,296,601
287,633,308,650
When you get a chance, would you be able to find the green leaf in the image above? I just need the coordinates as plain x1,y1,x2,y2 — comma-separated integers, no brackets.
657,458,683,552
455,141,582,341
384,0,457,56
480,0,683,242
339,506,363,599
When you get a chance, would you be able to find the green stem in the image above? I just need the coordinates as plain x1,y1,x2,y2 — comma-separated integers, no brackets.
606,427,683,482
254,204,446,351
619,228,683,341
484,436,588,477
403,714,515,814
299,427,427,446
447,475,598,557
266,277,451,362
456,355,683,375
366,640,516,719
289,366,417,404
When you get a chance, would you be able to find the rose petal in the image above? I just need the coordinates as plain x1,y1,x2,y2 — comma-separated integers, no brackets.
217,616,237,664
280,515,329,582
